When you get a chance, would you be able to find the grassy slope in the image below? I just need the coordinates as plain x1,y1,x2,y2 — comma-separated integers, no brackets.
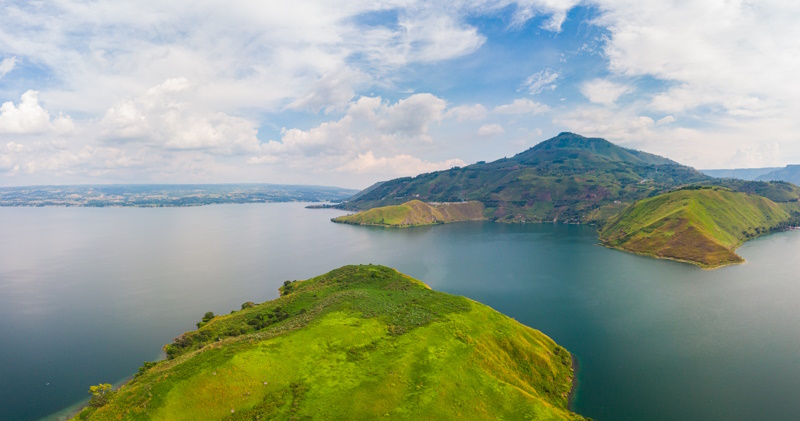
333,200,485,227
76,265,582,421
599,187,798,268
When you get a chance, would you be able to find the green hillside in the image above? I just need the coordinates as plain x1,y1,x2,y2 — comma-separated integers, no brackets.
341,133,710,223
340,133,800,225
599,187,800,268
333,200,484,227
74,265,583,421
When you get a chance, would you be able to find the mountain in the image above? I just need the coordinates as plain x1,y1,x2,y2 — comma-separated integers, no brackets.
702,167,781,181
332,200,484,227
73,265,583,420
598,187,800,268
755,165,800,185
341,132,710,223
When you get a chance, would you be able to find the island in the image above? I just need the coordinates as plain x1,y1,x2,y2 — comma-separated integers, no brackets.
332,200,485,227
73,265,583,420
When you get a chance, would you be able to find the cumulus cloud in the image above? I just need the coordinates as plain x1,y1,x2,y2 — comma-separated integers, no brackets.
256,93,448,163
656,115,675,125
493,99,550,115
0,90,74,135
444,104,488,122
594,0,800,117
338,151,465,176
0,57,18,79
523,69,560,95
102,78,262,155
240,93,469,182
580,79,633,105
286,66,368,113
478,124,505,136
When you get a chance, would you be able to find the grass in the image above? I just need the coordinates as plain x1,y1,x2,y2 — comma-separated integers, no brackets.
599,186,800,268
74,265,583,420
332,200,484,227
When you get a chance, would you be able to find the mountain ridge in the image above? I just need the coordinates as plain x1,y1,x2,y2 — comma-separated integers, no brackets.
340,132,710,223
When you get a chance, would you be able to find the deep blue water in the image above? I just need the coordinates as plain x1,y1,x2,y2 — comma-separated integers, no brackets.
1,203,799,420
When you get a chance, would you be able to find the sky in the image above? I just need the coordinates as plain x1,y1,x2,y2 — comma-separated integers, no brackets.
1,0,799,188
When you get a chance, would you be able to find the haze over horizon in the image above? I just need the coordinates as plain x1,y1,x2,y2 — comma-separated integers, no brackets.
1,1,799,189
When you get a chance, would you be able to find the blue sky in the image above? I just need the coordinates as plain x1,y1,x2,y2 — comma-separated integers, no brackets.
1,1,798,188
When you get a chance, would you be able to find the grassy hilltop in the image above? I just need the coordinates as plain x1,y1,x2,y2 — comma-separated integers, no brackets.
75,265,583,420
599,187,800,268
332,200,484,227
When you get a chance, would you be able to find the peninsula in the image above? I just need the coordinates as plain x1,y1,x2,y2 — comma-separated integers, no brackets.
332,200,484,227
73,265,583,420
599,186,800,268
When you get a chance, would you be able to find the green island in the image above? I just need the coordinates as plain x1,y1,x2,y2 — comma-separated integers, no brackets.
74,265,583,420
598,186,800,268
332,200,485,227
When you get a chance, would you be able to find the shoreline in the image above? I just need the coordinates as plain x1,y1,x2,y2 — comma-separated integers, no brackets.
597,241,744,269
568,354,580,411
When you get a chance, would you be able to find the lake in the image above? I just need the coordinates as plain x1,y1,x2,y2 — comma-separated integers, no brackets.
1,203,799,420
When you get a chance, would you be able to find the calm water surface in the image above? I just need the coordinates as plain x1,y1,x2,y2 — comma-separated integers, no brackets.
1,203,799,420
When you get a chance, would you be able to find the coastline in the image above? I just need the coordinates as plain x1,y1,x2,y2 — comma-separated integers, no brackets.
597,241,745,269
568,354,580,412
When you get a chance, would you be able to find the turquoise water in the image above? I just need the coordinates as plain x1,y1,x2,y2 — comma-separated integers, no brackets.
1,203,799,420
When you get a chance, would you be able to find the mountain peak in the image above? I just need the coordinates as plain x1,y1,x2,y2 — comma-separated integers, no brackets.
512,133,676,166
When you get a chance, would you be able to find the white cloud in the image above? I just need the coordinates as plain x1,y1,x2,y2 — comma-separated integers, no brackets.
286,66,368,113
493,99,550,115
101,78,262,155
0,90,75,135
0,57,18,79
523,69,560,95
445,104,488,122
252,94,453,174
580,79,633,105
656,115,675,125
478,124,505,136
510,0,582,31
594,0,800,116
338,151,465,176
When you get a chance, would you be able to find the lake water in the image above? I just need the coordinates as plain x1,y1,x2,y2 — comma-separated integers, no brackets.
1,203,799,420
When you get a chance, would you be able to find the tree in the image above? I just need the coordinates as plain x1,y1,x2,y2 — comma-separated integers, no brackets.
88,383,113,408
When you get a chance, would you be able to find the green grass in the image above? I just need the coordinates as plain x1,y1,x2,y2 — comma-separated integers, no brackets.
74,265,583,420
599,186,800,268
333,200,484,227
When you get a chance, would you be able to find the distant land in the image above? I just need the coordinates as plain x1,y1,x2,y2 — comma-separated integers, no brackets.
332,200,485,227
0,184,359,207
599,186,800,268
703,165,800,185
701,167,782,180
73,265,583,420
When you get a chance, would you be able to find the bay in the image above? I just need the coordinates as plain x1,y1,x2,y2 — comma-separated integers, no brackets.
1,203,799,420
